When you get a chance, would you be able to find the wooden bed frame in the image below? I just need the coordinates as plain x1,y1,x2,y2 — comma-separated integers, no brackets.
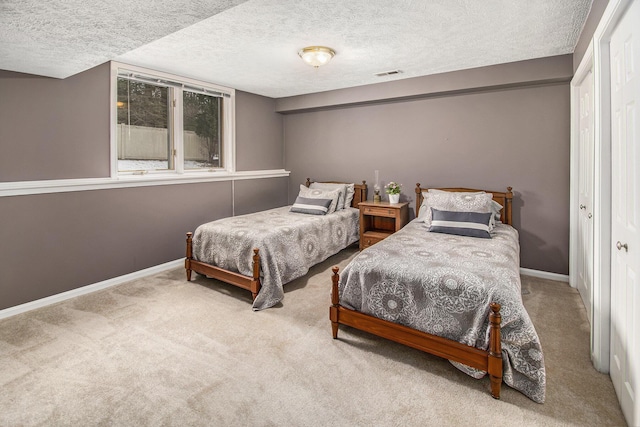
185,179,368,301
330,184,514,399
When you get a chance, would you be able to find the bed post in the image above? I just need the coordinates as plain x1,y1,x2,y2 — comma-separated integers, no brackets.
415,183,423,216
488,302,503,399
505,187,513,226
330,267,340,339
250,248,261,300
185,232,193,281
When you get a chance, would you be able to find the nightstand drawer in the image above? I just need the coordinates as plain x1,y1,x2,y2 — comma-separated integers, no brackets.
361,206,398,218
358,201,409,251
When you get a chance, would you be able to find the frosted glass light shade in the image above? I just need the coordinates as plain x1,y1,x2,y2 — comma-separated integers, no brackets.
298,46,336,68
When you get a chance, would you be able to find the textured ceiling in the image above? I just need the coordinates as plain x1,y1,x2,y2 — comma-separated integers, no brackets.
2,0,592,98
0,0,248,78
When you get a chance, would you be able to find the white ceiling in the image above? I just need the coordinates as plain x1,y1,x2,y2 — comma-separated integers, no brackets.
1,0,592,98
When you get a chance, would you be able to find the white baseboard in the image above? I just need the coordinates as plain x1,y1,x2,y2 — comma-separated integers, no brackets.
520,267,569,283
1,260,568,320
0,259,183,320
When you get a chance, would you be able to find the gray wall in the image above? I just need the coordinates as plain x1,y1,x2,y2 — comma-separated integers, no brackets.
3,0,609,309
0,65,111,181
282,57,572,275
0,65,285,310
236,91,284,171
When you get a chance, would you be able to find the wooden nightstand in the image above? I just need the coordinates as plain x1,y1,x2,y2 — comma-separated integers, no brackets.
358,201,410,250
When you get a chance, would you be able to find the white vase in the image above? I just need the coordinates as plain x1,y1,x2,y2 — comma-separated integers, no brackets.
388,193,400,204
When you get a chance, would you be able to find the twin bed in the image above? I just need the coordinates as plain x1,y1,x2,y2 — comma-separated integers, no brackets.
185,181,546,402
331,184,545,402
185,179,367,310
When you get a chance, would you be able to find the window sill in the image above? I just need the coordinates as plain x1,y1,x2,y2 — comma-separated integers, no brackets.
0,169,290,197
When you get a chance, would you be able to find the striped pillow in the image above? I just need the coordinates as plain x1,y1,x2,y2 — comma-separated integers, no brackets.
417,191,495,230
290,196,333,215
298,185,341,213
428,208,492,238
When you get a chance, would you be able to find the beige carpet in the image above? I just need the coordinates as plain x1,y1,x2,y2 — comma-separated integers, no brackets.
0,247,626,426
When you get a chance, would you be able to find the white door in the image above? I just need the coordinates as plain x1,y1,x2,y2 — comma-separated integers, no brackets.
610,1,640,425
577,69,595,322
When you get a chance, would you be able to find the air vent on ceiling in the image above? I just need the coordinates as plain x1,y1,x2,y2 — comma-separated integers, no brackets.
375,69,403,77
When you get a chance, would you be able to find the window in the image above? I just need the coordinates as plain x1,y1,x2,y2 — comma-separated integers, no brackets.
117,79,171,172
182,90,223,170
111,63,234,176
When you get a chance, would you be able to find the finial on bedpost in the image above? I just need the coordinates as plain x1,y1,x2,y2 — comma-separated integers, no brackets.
185,232,194,281
330,267,340,339
490,302,501,315
252,248,260,279
331,267,340,306
305,178,311,187
251,248,261,301
361,181,368,203
505,187,513,226
186,232,193,258
488,302,503,399
415,184,423,217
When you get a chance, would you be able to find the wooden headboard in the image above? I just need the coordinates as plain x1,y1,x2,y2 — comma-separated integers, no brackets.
305,178,368,207
414,183,513,226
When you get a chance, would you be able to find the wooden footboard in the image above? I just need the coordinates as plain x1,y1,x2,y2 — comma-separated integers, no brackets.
329,267,503,399
185,232,261,300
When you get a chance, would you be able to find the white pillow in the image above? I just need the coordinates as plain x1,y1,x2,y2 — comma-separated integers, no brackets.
491,200,503,223
343,183,356,207
417,190,496,229
299,185,341,214
309,182,348,210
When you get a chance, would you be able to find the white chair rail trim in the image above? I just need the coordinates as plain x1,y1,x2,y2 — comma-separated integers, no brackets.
0,169,290,197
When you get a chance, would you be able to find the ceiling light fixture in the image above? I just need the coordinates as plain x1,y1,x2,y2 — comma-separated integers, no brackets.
298,46,336,68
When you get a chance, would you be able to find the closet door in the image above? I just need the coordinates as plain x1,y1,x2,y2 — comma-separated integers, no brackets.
577,69,594,322
609,1,640,425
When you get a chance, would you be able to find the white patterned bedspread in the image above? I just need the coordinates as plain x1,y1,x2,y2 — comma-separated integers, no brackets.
193,206,359,311
339,220,546,403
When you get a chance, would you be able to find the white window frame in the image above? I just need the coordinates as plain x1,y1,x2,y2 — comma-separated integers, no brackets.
110,61,236,179
0,62,290,197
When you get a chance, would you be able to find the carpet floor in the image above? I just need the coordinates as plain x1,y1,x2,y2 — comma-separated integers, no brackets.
0,247,626,426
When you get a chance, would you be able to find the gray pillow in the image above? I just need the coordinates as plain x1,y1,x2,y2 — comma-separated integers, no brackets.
425,189,504,227
428,208,492,239
290,196,332,215
309,182,351,210
298,185,341,213
417,191,495,230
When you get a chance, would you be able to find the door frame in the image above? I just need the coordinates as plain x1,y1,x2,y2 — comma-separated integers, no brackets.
570,39,595,338
571,38,610,373
575,0,635,374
